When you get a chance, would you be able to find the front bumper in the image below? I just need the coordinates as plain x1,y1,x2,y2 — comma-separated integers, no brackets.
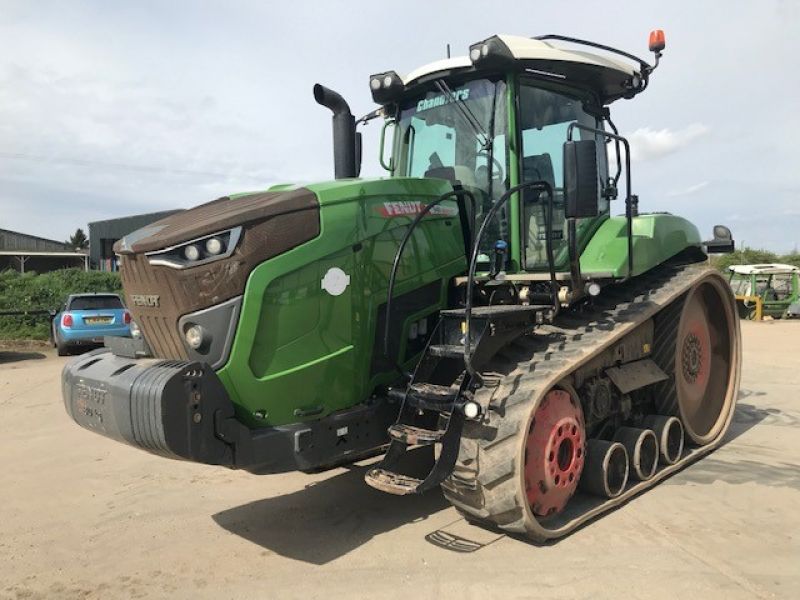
62,350,394,473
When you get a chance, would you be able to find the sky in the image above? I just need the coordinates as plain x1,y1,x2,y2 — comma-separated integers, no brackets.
1,0,798,252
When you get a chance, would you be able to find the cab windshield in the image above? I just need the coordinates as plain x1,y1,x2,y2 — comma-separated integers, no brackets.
394,78,508,244
393,77,609,270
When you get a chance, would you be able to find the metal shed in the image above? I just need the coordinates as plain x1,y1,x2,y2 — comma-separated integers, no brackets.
0,228,87,272
88,210,182,271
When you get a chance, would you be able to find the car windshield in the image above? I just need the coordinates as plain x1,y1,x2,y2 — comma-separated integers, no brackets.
69,296,123,311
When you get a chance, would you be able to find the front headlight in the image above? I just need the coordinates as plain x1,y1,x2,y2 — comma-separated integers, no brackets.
177,296,242,369
145,227,242,269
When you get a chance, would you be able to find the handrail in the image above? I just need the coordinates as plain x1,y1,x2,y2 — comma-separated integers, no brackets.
463,181,555,384
566,122,634,279
383,189,478,370
534,34,654,78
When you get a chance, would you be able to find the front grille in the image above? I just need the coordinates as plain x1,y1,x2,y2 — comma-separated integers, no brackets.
121,255,190,360
139,314,187,360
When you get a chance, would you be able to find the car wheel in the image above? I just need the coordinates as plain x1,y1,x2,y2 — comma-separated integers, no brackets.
54,330,69,356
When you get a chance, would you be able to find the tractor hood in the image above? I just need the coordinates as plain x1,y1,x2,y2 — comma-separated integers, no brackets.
114,187,320,361
114,187,318,255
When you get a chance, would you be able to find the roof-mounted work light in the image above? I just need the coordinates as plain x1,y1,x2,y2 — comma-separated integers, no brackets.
369,71,404,104
468,35,515,69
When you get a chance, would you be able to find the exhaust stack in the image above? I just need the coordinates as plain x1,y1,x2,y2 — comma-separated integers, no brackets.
313,84,357,179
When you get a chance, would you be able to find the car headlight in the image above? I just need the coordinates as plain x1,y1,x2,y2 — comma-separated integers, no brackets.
145,227,242,269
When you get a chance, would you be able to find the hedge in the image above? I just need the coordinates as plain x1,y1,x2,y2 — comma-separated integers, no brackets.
0,269,122,340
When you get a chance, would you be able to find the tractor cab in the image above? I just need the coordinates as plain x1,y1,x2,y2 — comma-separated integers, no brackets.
368,34,663,276
728,263,800,319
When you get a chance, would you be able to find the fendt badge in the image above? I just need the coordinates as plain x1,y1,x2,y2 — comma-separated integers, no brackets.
131,294,160,307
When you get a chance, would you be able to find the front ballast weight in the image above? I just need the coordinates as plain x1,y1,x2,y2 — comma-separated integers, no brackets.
62,350,396,474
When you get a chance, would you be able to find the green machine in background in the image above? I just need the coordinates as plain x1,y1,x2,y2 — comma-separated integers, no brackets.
728,263,800,320
63,31,742,542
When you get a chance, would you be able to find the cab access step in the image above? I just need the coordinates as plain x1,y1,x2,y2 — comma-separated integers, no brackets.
365,302,555,495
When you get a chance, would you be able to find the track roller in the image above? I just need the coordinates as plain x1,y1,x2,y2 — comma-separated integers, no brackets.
613,427,658,481
579,439,629,498
642,415,684,465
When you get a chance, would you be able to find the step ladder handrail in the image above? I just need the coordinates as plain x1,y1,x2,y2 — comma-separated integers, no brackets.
464,180,558,384
383,188,478,366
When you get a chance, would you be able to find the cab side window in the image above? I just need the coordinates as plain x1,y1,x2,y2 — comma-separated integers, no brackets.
519,83,608,270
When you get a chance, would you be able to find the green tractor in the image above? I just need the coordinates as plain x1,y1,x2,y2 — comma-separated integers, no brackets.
728,264,800,320
63,31,741,542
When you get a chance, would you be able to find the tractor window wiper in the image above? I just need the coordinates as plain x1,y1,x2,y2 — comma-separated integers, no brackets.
434,80,492,151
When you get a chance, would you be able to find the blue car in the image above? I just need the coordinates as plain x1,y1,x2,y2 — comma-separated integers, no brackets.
52,293,132,356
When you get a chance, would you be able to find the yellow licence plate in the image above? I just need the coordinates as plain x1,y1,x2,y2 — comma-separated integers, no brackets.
85,316,113,325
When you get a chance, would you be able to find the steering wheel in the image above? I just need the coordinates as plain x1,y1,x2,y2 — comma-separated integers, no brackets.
476,150,504,182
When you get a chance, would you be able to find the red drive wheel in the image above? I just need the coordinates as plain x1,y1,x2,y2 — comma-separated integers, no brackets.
524,387,586,518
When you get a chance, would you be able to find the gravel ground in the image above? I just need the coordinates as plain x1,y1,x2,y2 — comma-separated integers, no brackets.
1,320,798,599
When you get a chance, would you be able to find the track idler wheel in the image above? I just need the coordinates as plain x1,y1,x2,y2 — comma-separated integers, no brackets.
642,415,684,465
523,388,586,517
654,276,738,446
613,427,659,481
579,439,629,498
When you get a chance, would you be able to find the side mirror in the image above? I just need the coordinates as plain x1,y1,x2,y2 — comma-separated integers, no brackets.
704,224,735,254
563,140,599,218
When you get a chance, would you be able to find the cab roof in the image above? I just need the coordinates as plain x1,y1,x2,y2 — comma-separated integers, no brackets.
728,264,800,275
401,35,644,105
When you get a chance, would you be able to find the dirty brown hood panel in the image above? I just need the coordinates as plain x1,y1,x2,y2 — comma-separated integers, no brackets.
117,188,320,361
114,188,318,254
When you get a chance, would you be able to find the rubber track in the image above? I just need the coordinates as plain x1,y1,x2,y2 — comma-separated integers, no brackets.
440,262,741,541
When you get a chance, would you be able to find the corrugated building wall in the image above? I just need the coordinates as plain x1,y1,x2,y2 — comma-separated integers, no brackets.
0,229,70,252
89,210,182,271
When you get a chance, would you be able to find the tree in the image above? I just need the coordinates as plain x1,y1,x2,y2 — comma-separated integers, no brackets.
66,228,89,250
709,246,800,272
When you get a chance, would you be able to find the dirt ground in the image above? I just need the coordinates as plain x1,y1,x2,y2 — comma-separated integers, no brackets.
1,320,799,599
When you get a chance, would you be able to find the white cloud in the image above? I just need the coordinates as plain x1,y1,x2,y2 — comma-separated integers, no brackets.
0,64,274,182
666,181,709,197
0,1,798,252
628,124,710,161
